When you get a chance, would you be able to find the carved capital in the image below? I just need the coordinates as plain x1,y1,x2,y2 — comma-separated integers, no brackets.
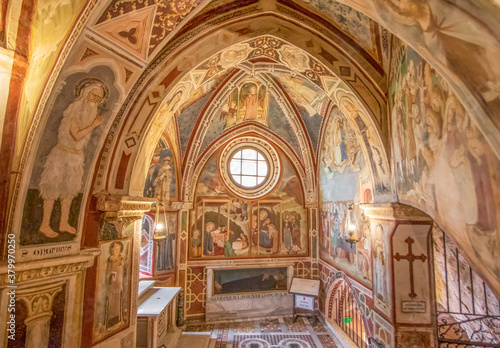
361,203,431,221
96,194,155,234
17,281,65,323
181,201,194,210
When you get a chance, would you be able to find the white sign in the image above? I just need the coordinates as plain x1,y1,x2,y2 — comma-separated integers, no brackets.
401,301,426,313
295,294,314,311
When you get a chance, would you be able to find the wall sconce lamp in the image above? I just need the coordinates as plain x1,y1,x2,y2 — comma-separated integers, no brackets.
154,201,168,239
344,203,360,248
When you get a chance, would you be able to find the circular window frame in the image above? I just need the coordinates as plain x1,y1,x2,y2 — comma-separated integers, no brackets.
219,137,280,199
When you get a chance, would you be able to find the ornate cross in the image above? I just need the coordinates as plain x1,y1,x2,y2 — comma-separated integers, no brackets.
393,236,427,298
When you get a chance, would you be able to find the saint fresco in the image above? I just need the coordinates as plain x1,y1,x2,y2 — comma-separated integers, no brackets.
218,79,270,130
143,140,176,203
94,239,132,341
21,67,119,246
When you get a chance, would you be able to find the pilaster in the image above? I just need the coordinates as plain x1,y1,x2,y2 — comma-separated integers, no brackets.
362,203,435,348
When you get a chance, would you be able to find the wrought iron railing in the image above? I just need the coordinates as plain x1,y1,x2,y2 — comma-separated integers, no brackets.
332,281,369,348
433,229,500,347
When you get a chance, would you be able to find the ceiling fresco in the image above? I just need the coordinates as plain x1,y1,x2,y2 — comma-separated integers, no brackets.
94,0,207,58
296,0,381,61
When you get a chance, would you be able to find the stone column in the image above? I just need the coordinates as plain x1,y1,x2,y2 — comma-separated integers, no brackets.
17,281,65,348
362,203,435,348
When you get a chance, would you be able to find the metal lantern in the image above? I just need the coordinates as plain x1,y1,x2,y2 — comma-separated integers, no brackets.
154,201,168,238
344,203,360,248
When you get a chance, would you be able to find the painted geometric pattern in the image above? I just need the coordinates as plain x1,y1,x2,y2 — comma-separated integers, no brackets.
96,0,204,56
196,37,334,92
294,261,312,279
184,316,339,347
186,266,206,315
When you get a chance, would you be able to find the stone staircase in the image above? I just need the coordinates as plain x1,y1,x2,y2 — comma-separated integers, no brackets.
173,331,216,348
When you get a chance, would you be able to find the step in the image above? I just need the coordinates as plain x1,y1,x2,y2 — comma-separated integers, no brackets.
173,332,212,348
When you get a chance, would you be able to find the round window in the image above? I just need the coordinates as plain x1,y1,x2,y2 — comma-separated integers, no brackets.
219,137,280,199
229,148,269,188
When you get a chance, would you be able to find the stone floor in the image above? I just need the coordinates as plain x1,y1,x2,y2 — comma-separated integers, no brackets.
183,315,342,348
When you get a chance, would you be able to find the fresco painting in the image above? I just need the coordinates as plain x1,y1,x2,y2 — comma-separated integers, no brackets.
191,151,307,259
94,239,132,342
21,67,119,246
375,0,500,129
143,139,177,204
336,97,391,196
319,108,373,285
213,267,288,295
275,73,326,151
155,211,177,272
218,79,270,130
390,44,500,280
298,0,378,58
372,221,393,317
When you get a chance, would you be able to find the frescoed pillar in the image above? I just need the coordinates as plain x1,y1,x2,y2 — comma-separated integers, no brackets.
79,194,154,347
363,203,435,348
17,281,65,348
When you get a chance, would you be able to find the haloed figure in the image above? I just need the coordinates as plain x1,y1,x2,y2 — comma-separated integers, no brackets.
38,79,108,238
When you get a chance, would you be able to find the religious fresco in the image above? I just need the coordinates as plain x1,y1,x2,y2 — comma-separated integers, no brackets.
334,96,390,197
297,0,379,59
201,88,302,160
372,221,393,317
143,139,177,204
17,0,88,152
178,91,215,157
389,44,500,285
275,73,326,152
154,211,177,273
213,267,288,295
218,79,270,129
320,108,369,203
374,0,500,131
319,108,373,285
94,239,132,342
21,66,120,246
190,151,307,259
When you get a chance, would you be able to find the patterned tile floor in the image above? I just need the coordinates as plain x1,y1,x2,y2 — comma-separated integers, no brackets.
183,316,341,348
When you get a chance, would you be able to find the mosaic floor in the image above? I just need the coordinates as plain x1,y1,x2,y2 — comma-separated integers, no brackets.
183,316,340,348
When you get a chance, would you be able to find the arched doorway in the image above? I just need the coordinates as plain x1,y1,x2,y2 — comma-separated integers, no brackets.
326,278,369,348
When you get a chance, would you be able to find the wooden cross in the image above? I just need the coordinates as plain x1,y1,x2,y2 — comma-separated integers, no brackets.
393,236,427,299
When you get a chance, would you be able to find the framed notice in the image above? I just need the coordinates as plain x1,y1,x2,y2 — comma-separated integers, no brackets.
294,294,314,311
289,277,320,324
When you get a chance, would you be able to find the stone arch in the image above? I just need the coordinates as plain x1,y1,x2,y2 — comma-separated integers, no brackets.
180,68,317,198
183,125,309,206
325,276,371,344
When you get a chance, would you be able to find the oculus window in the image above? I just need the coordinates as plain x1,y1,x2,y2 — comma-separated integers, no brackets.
229,148,268,188
219,137,280,199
